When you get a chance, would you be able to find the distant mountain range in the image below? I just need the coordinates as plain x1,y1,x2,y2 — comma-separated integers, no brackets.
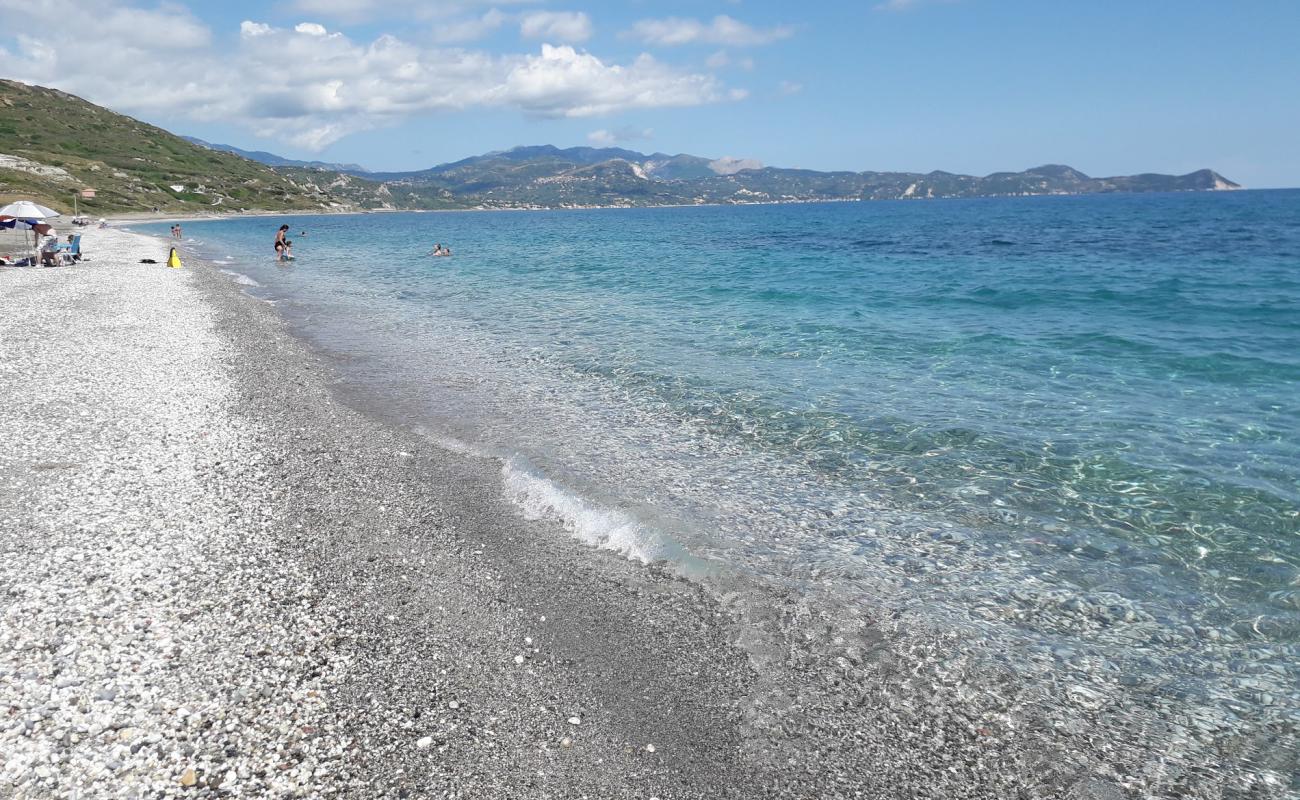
0,80,1241,215
322,145,1240,209
181,136,367,174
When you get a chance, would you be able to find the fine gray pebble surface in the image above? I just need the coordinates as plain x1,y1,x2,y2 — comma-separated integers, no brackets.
2,229,1292,800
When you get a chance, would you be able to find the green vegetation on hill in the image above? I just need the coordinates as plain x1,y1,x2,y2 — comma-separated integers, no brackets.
0,80,396,215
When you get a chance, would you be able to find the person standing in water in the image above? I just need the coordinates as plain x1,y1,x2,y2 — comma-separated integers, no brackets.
274,224,290,260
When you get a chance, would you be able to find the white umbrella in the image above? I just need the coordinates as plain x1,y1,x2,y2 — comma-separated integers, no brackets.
0,202,61,264
0,200,60,219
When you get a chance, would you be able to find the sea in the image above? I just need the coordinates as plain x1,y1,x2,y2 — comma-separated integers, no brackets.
136,190,1300,791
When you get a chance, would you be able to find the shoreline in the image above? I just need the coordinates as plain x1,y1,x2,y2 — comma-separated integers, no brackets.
103,185,1274,228
2,228,1287,798
185,231,770,798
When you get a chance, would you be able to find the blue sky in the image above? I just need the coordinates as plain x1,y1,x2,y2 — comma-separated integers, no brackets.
2,0,1298,186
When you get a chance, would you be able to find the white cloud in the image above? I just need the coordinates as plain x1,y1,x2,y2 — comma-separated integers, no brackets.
587,126,653,146
501,45,721,118
0,0,210,48
778,80,804,95
519,11,592,43
431,9,507,43
625,15,793,47
0,6,735,151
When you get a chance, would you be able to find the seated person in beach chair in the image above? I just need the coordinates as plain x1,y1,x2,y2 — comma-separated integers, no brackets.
57,234,83,265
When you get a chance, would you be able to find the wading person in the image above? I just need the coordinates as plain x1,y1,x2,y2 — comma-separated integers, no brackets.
275,224,290,260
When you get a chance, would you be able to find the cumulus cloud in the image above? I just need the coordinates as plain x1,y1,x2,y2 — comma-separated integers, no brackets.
0,4,734,151
587,126,653,146
519,11,592,43
778,80,804,95
501,45,720,118
624,15,793,47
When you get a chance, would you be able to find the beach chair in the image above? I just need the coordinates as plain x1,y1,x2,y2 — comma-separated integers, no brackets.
56,234,83,265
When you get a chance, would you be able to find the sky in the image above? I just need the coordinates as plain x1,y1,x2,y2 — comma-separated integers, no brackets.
1,0,1297,187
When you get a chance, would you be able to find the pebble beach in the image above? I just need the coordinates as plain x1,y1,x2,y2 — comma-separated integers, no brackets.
0,230,355,797
2,227,1291,800
0,229,761,799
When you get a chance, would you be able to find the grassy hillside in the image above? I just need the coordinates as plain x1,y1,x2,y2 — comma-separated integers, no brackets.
0,80,351,215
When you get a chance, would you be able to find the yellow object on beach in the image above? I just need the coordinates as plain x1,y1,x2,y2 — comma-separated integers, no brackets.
167,247,183,269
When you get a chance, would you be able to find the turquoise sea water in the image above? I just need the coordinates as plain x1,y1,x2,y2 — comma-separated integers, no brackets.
139,191,1300,785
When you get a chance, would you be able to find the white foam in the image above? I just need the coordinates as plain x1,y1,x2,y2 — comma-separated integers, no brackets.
219,268,260,287
501,456,669,564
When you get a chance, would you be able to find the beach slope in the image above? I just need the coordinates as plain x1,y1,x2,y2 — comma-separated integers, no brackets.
0,230,758,798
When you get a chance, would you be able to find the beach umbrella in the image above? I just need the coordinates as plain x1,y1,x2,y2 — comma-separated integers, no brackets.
0,202,61,261
0,200,60,219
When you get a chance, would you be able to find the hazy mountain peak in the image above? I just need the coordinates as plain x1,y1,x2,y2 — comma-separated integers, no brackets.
709,157,764,176
1026,164,1092,181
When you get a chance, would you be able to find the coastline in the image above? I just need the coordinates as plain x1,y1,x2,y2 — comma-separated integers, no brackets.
103,184,1264,228
2,227,1287,799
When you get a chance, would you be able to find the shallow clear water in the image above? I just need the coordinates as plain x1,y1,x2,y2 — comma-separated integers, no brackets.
139,191,1300,780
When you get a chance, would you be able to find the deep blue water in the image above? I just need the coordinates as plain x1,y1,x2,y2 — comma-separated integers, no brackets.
137,191,1300,777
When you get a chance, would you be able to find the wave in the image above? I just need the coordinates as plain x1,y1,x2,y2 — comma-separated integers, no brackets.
219,268,261,287
500,455,680,565
411,424,690,567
